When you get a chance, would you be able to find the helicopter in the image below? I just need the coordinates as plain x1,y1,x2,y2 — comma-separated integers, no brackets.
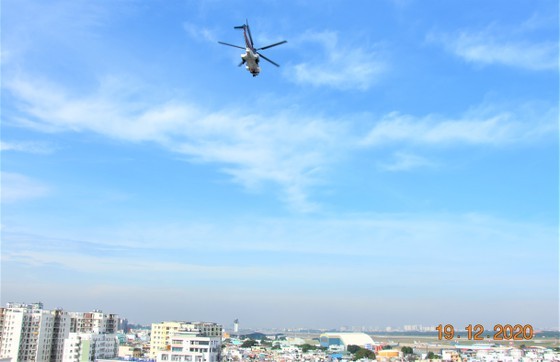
218,20,287,77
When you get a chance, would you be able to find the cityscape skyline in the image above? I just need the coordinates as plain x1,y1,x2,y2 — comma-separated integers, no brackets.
2,301,559,334
3,302,556,362
2,301,558,333
1,0,558,329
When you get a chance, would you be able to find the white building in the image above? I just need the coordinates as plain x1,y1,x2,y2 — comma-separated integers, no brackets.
0,303,118,362
0,302,70,362
150,321,222,358
69,311,118,334
62,332,118,362
319,332,375,351
157,330,221,362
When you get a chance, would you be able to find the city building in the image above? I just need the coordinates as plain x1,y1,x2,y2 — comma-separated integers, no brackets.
0,303,119,362
118,318,129,333
150,322,184,358
62,332,118,362
117,345,142,359
0,302,70,362
156,329,221,362
377,349,402,359
150,321,222,359
441,349,463,362
69,311,118,334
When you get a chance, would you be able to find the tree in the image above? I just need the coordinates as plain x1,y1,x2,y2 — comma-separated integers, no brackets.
353,348,375,361
299,344,318,353
401,346,414,355
241,339,258,348
426,352,440,359
347,345,361,354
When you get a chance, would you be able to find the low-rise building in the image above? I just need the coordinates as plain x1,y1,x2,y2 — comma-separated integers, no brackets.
118,345,143,358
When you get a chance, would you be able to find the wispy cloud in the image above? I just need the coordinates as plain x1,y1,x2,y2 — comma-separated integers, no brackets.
379,151,437,172
427,22,558,71
183,22,218,43
6,76,346,212
1,212,556,293
2,212,556,326
288,31,387,90
1,172,50,203
3,212,555,261
5,75,556,211
361,103,557,147
0,141,56,154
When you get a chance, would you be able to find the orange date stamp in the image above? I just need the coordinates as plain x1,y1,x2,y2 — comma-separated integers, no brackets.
436,324,534,340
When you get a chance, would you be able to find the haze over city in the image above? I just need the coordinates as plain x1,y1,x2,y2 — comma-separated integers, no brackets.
1,0,558,329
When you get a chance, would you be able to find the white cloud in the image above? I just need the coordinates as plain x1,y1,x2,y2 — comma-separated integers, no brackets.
0,141,55,154
379,151,436,172
182,22,218,43
428,24,558,71
4,212,555,261
4,76,556,211
289,30,387,90
361,103,557,147
1,172,49,203
6,76,345,212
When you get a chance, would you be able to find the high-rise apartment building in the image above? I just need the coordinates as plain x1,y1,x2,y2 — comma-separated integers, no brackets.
150,321,222,359
62,311,118,362
69,311,118,334
0,303,70,362
61,332,118,362
0,303,118,362
50,309,71,362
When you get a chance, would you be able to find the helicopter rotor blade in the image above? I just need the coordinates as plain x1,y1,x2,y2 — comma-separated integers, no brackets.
256,40,287,51
218,41,246,50
238,59,246,67
257,52,280,67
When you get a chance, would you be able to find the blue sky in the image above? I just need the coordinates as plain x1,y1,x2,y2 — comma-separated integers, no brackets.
1,0,558,329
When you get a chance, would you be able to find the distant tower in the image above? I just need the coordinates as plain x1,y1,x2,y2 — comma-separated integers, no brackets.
233,319,239,334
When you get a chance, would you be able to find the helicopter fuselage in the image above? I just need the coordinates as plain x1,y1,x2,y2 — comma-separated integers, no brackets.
242,48,260,76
